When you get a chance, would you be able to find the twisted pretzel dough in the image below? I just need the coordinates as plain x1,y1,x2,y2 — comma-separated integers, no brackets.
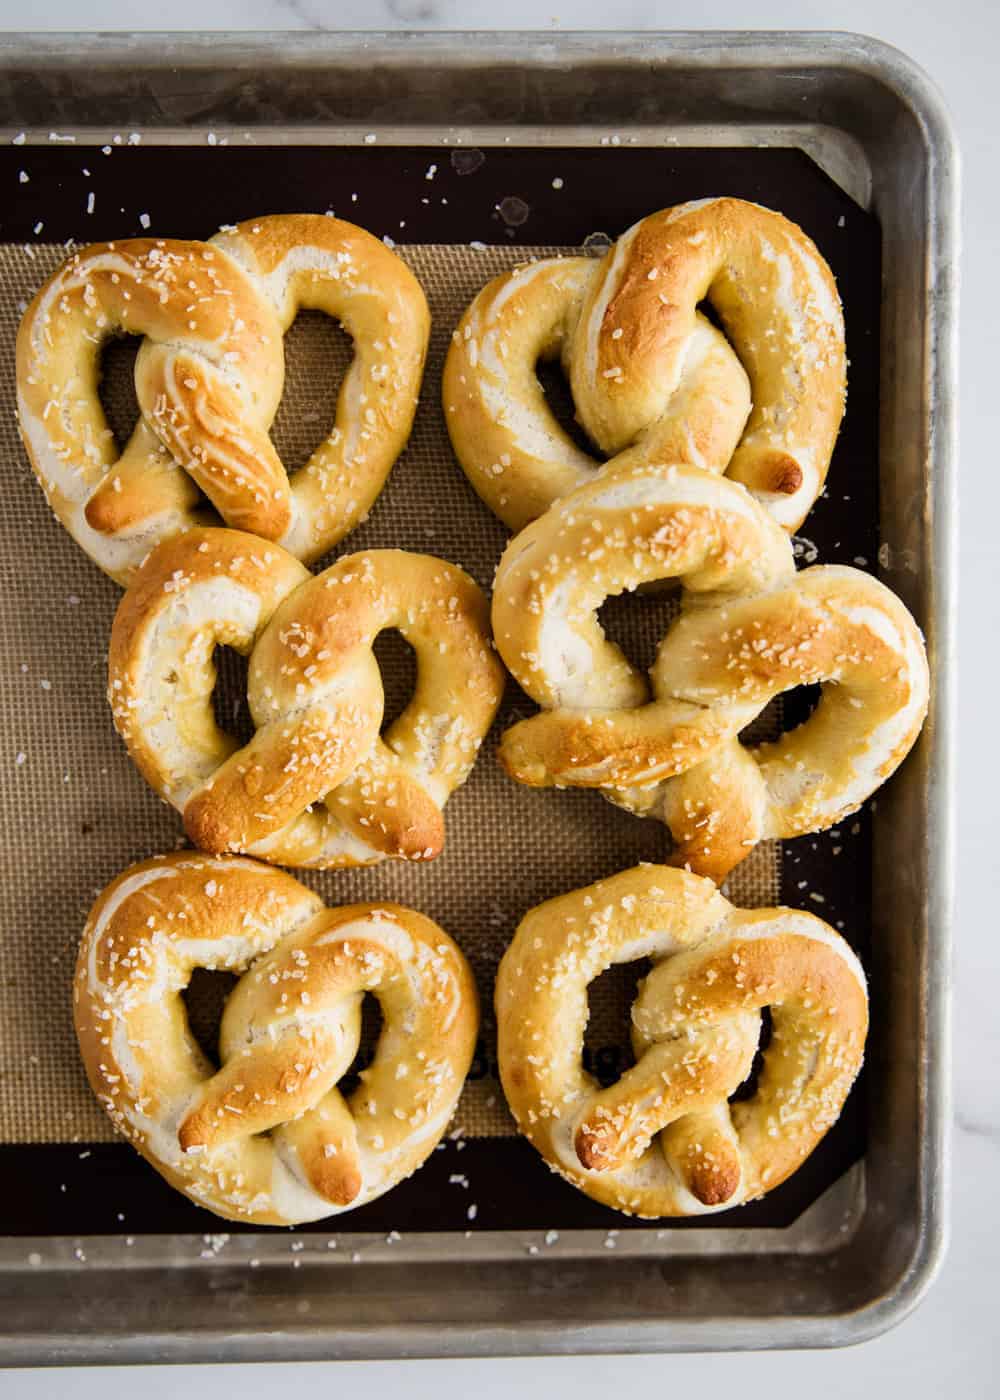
493,463,929,880
496,866,867,1218
444,197,845,533
109,529,504,867
75,853,478,1224
17,215,429,584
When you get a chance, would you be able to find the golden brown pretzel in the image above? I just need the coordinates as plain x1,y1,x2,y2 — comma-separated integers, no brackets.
492,463,929,880
108,528,504,867
444,197,845,533
496,866,867,1218
75,853,478,1224
17,215,429,584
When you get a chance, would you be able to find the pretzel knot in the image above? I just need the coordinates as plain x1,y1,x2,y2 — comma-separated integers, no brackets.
74,854,479,1224
109,528,504,868
492,462,929,880
444,197,845,533
496,866,867,1218
17,214,429,584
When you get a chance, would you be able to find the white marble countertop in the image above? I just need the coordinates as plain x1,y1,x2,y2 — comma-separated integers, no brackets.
1,0,994,1393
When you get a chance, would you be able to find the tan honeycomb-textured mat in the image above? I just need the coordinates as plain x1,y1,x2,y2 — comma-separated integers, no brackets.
0,241,779,1144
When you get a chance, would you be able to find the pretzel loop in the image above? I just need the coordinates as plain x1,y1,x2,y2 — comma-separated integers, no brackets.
496,866,868,1218
211,216,430,560
74,854,479,1224
109,529,504,868
444,197,845,533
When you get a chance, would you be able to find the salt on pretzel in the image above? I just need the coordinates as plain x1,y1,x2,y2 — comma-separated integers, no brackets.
608,564,930,880
493,464,929,880
444,197,844,533
496,865,867,1218
210,216,429,560
108,528,504,867
17,215,429,584
445,257,751,531
75,853,478,1224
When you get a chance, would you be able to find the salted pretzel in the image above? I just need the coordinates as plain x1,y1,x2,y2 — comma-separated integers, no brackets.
75,853,478,1224
493,463,929,880
444,197,845,533
108,528,504,867
17,214,429,584
496,865,867,1218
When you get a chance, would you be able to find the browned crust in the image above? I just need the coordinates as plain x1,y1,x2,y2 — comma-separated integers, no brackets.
676,1142,743,1207
757,452,804,496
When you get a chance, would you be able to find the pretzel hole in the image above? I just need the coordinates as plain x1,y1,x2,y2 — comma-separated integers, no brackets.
582,961,647,1087
534,357,600,458
372,629,418,734
597,589,681,676
337,992,383,1097
728,1007,773,1103
695,297,727,336
778,681,822,730
739,683,820,749
210,645,254,745
97,333,142,451
270,310,354,476
182,968,239,1069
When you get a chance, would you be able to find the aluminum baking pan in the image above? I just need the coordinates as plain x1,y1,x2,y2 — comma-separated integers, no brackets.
0,30,957,1362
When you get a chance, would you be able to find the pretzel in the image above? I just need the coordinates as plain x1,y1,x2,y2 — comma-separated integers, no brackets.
493,463,929,880
496,865,867,1218
108,528,504,867
444,197,845,533
16,215,429,584
75,853,478,1224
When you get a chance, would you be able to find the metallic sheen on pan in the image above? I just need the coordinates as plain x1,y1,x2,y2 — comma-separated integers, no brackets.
0,29,957,1362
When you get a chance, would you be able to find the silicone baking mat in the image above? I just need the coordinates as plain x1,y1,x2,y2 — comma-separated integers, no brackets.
0,144,878,1233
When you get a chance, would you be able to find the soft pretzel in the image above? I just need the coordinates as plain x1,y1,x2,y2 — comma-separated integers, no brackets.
496,865,867,1218
16,215,429,584
75,853,478,1224
444,197,844,533
108,528,504,867
493,463,929,880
